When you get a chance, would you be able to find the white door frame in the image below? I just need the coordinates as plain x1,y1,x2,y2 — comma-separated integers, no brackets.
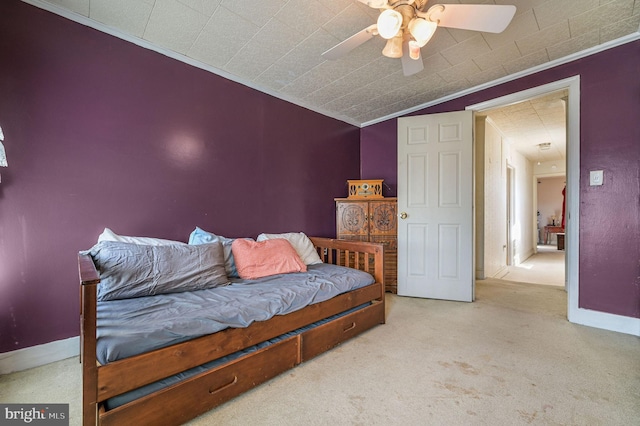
467,76,639,336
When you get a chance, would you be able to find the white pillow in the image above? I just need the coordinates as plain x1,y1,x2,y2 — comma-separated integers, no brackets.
98,228,186,246
256,232,322,265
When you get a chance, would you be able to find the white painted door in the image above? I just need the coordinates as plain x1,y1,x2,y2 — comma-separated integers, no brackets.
397,111,474,301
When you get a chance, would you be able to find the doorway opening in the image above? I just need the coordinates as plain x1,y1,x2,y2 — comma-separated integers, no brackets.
477,94,567,288
468,76,579,318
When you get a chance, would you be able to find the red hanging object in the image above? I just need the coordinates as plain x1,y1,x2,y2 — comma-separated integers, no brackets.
561,186,566,229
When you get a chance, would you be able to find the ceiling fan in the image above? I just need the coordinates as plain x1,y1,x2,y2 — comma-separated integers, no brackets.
322,0,517,76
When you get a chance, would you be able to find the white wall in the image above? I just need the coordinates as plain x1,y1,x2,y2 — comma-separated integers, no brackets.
482,119,507,278
477,118,536,278
475,117,486,279
506,145,535,264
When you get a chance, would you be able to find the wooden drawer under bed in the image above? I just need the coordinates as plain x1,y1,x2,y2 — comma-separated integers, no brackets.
301,300,384,362
99,336,300,426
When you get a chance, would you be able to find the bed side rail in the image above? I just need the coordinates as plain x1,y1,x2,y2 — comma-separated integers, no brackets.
79,252,100,284
309,237,384,287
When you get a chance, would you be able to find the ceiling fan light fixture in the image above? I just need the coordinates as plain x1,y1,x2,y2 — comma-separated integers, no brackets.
382,36,403,58
377,9,403,39
408,17,437,47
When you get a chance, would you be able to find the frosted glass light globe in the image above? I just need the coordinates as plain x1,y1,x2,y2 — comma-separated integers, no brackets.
377,9,402,39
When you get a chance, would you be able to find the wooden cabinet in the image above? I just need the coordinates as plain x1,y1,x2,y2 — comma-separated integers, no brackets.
335,198,397,293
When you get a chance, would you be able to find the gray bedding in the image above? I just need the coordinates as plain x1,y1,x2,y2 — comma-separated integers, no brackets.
96,263,374,365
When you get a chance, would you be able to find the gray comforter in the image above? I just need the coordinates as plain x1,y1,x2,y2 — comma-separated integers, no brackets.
96,263,374,364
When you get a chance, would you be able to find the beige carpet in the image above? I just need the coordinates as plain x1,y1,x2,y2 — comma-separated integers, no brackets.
497,245,565,287
1,280,638,426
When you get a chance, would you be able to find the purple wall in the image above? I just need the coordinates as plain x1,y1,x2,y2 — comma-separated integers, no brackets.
362,40,640,319
0,1,360,353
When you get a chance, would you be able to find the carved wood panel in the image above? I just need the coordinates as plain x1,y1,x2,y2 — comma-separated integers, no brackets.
336,201,368,236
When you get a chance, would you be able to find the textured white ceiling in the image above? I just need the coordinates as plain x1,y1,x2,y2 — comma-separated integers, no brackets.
24,0,640,162
481,89,568,163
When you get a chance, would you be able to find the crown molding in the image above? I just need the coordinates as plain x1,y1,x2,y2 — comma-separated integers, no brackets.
361,32,640,127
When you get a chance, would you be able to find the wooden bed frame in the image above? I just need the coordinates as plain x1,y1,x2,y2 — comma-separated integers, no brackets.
80,237,385,426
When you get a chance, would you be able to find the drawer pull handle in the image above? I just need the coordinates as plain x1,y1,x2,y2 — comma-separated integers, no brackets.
209,375,238,394
343,322,356,332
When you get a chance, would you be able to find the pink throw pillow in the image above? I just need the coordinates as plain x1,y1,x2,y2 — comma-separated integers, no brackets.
231,238,307,279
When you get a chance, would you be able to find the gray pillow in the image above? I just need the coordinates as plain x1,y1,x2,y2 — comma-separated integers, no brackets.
87,241,229,301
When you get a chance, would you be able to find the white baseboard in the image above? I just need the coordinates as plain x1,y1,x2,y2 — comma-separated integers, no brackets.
492,265,508,279
569,307,640,337
516,247,535,265
0,336,79,375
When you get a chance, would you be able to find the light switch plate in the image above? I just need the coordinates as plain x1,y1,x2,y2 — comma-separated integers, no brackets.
590,170,603,186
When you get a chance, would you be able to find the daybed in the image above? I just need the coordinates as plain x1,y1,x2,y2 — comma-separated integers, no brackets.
80,232,385,426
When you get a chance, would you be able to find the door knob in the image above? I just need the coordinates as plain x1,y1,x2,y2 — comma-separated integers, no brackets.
400,212,408,219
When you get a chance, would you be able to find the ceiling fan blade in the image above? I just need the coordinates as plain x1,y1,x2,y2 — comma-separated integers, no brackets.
425,4,516,33
401,42,424,77
322,25,377,60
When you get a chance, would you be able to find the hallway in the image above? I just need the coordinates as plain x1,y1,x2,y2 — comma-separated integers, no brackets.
496,245,565,287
